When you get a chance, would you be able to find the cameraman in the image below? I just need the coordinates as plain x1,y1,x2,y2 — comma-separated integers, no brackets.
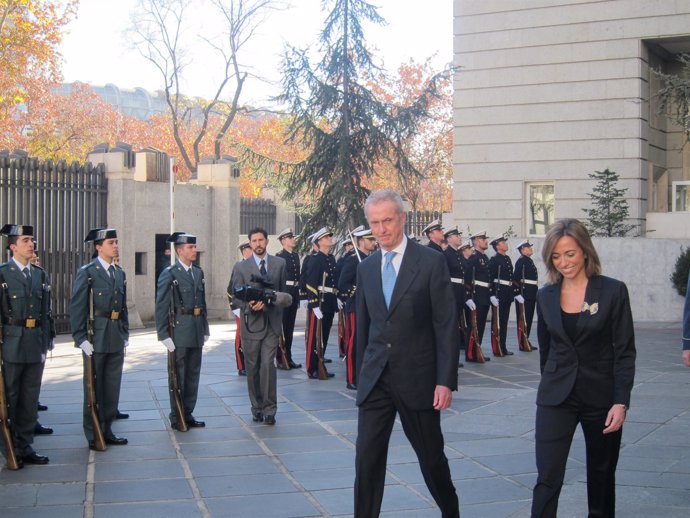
229,228,288,426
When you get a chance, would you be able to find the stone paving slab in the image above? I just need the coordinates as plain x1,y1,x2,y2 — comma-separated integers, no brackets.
1,321,688,517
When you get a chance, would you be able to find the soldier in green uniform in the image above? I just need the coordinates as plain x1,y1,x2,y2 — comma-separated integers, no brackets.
155,232,209,430
70,228,129,450
0,225,52,468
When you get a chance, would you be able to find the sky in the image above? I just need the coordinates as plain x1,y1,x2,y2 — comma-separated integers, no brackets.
59,0,454,107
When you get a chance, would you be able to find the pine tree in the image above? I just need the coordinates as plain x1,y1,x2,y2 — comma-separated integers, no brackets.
582,168,636,237
241,0,451,242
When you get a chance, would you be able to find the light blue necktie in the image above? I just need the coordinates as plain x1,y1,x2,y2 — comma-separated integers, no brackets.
382,251,397,309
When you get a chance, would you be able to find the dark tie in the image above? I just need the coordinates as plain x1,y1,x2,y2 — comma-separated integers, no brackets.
23,267,31,283
382,251,397,308
187,267,194,281
108,265,115,286
259,259,267,276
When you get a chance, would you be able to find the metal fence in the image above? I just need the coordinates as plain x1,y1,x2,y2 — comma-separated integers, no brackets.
0,152,108,332
405,210,442,238
240,198,276,235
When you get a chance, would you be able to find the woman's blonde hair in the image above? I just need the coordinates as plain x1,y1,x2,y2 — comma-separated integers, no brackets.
541,218,601,284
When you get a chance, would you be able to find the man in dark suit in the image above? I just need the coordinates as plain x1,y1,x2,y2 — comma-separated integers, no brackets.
354,190,460,518
155,232,209,430
230,227,288,425
70,228,129,450
0,225,52,468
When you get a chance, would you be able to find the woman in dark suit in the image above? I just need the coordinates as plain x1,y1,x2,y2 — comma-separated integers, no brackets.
531,219,636,518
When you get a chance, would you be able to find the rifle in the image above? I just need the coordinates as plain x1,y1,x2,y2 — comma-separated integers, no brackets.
0,339,20,470
85,278,106,451
277,329,290,370
516,268,533,352
490,265,504,357
168,280,188,432
465,268,486,363
315,271,329,380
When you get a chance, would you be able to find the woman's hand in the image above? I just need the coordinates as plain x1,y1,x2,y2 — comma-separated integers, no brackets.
603,404,626,434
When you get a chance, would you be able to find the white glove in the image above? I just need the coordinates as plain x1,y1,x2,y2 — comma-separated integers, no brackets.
465,299,477,311
515,294,525,304
80,340,94,356
232,308,241,318
41,353,46,363
161,338,175,352
300,299,308,309
204,335,210,343
337,299,344,311
124,340,129,348
313,307,323,320
490,296,499,307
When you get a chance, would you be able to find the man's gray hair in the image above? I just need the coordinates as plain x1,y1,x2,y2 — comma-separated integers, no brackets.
364,189,405,217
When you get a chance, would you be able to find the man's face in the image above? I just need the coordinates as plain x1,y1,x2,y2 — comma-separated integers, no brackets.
176,243,197,264
97,238,119,262
343,242,354,253
428,228,444,244
11,236,34,263
496,240,508,254
447,233,461,248
462,247,472,259
367,200,406,251
250,233,268,257
317,234,332,253
360,237,377,253
521,245,534,257
281,236,296,250
241,247,253,259
473,237,488,252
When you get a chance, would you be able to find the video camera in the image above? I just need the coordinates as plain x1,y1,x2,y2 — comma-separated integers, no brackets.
233,274,278,306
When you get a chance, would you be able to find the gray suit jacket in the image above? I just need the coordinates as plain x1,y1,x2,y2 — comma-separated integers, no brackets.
230,255,286,340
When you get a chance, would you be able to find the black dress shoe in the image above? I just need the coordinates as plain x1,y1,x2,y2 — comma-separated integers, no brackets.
186,419,205,428
346,383,357,390
324,358,333,363
22,452,49,465
458,362,464,368
104,436,128,445
116,411,129,419
37,402,48,411
34,424,53,435
264,415,276,425
252,412,264,423
276,363,289,370
238,369,247,376
503,351,514,356
288,360,302,369
308,371,335,379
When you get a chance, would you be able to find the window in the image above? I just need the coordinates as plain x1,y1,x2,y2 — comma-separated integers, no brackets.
135,252,147,275
526,183,554,236
672,181,690,212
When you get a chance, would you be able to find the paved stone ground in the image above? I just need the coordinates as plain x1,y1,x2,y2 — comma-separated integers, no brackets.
1,318,688,517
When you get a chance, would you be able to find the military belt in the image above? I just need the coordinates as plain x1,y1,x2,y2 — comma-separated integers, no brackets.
318,286,337,294
494,279,512,286
285,280,298,286
94,309,121,320
450,277,464,284
5,317,39,328
177,307,203,316
473,280,490,288
523,279,538,285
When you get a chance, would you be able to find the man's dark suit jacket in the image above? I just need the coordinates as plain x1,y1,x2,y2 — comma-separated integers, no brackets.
230,255,286,340
355,239,460,411
536,275,636,409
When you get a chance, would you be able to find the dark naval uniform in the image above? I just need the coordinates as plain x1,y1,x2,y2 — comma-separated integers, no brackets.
305,251,338,377
335,249,354,358
0,253,52,465
337,249,366,389
155,259,209,428
427,241,443,254
489,252,516,355
513,254,538,337
443,246,467,349
70,256,129,445
276,248,301,366
465,249,491,346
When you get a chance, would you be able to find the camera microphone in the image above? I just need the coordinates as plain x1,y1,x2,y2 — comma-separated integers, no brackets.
274,291,293,308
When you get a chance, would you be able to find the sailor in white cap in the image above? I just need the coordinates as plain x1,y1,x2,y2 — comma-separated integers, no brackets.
422,219,444,253
488,234,516,356
275,228,303,369
513,240,538,350
464,231,491,362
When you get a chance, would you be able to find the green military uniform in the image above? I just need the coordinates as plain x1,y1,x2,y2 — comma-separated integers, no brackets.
155,232,209,429
0,225,52,466
69,229,129,446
